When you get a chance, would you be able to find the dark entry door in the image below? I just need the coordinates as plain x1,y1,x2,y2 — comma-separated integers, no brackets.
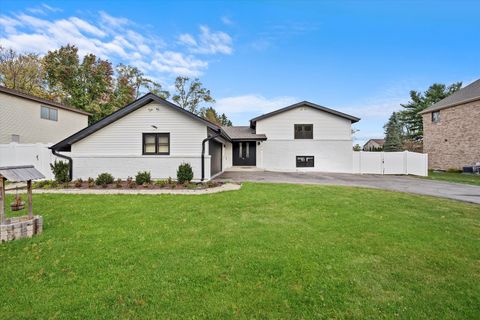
233,141,256,166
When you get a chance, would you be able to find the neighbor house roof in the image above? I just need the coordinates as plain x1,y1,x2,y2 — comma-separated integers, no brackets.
51,93,221,151
419,79,480,114
0,85,92,116
249,101,360,127
364,138,385,146
221,126,267,141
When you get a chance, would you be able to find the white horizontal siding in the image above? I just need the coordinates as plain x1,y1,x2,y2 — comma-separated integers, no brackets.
72,101,207,155
70,100,212,180
72,155,211,181
255,105,354,172
259,140,353,173
0,92,88,144
255,106,352,140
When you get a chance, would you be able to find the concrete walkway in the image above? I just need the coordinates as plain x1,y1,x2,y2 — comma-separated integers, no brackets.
215,171,480,205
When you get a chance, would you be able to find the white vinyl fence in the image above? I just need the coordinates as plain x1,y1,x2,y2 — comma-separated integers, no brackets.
353,151,428,176
0,143,59,179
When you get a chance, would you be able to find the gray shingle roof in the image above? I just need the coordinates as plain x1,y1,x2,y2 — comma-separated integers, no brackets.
0,165,45,182
221,126,267,141
420,79,480,114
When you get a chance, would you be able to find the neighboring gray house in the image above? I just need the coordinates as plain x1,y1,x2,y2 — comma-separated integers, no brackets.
51,94,360,181
0,86,90,144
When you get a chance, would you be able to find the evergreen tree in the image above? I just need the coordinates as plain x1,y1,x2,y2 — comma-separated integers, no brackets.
383,112,404,151
398,82,461,140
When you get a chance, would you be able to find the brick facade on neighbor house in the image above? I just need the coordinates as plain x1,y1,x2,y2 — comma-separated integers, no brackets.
422,100,480,170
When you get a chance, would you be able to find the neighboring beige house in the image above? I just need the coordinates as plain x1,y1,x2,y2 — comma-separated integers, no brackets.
363,139,384,151
0,86,90,144
420,79,480,170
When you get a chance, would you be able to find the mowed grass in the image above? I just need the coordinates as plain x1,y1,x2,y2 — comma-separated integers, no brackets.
424,170,480,186
1,183,479,319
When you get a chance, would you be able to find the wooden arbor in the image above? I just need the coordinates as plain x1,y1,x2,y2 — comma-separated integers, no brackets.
0,166,44,242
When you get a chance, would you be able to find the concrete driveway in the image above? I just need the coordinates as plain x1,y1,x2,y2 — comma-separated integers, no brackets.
215,170,480,205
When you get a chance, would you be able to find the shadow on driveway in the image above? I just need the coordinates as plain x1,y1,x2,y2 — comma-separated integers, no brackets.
215,171,480,205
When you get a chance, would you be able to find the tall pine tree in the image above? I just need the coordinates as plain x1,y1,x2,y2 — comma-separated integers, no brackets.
383,112,404,151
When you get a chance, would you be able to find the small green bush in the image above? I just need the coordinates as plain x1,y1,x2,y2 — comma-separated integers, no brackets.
115,178,122,188
50,160,70,183
95,173,114,186
87,177,94,184
155,180,167,188
177,163,193,184
135,171,151,185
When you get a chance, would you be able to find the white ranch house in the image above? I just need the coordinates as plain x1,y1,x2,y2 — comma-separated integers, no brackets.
51,93,362,181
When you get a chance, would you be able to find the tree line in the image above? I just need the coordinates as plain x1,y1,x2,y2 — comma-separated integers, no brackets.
0,45,232,126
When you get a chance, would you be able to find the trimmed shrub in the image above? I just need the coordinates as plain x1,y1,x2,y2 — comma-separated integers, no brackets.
177,163,193,184
74,178,83,188
95,173,114,186
135,171,151,185
50,160,70,183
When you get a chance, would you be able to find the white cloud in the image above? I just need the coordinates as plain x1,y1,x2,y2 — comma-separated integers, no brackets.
179,25,233,55
221,16,233,25
0,10,229,78
216,94,298,114
26,3,62,15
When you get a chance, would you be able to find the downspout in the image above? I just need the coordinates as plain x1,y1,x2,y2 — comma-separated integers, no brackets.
201,131,222,181
50,148,73,181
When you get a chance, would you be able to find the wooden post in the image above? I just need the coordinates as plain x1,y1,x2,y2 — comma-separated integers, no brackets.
27,180,33,219
0,177,5,224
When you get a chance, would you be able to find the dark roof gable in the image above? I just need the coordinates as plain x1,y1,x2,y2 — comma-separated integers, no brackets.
51,93,221,151
249,101,360,127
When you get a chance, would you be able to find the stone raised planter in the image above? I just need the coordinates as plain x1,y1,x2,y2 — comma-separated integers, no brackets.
0,215,43,242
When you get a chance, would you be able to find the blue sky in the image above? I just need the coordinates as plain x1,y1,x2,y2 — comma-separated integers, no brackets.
1,0,479,144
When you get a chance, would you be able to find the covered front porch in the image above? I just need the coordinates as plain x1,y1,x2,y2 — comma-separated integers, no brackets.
221,126,267,170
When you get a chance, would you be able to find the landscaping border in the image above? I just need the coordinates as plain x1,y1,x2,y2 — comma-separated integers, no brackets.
24,183,241,195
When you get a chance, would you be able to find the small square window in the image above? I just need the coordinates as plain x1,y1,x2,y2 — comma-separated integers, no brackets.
143,133,170,155
11,134,20,143
41,106,58,121
294,124,313,139
432,111,440,123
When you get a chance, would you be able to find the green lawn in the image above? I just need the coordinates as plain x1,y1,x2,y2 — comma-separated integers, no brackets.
1,183,479,319
423,170,480,186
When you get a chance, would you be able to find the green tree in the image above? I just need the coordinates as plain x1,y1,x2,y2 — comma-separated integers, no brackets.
383,112,404,152
201,107,233,126
0,46,46,97
353,144,362,151
172,77,215,114
399,82,461,140
43,45,114,122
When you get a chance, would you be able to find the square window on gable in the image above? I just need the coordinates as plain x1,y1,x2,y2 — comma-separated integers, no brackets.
432,111,440,123
294,124,313,139
41,105,58,121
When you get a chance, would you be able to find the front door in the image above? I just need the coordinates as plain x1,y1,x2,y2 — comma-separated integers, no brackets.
233,141,256,166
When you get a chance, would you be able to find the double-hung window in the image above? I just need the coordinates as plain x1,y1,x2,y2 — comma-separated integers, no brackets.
143,133,170,155
294,124,313,139
41,106,58,121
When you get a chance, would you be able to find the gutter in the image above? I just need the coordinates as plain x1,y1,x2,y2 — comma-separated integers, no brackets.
50,148,73,181
201,131,222,181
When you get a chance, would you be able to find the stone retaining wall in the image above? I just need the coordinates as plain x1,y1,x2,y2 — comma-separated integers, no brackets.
0,215,43,242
